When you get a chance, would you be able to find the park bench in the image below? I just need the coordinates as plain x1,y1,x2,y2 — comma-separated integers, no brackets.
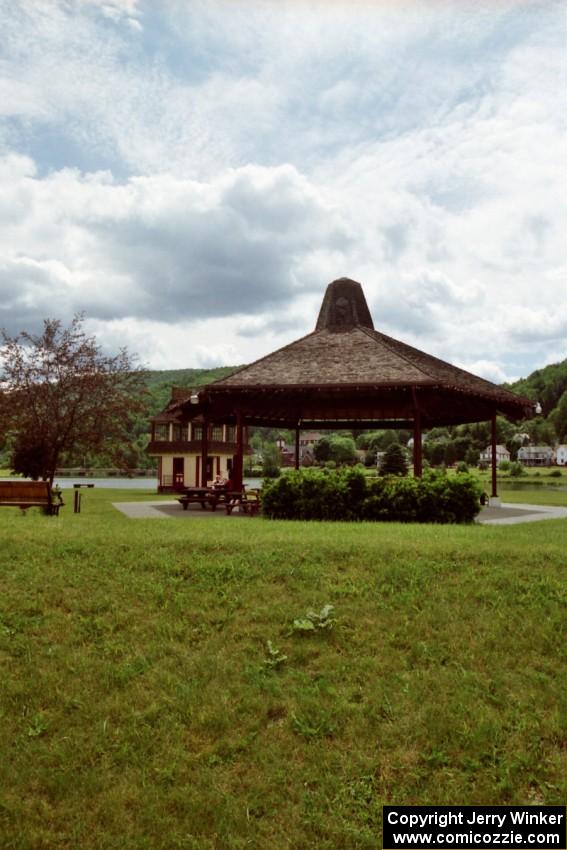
0,481,64,515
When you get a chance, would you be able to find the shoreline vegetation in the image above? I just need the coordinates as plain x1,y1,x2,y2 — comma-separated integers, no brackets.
0,486,565,849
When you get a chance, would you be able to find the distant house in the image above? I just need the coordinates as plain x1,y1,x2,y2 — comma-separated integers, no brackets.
147,387,250,491
275,436,296,467
479,444,510,465
555,445,567,466
275,432,323,466
517,445,555,466
299,431,322,461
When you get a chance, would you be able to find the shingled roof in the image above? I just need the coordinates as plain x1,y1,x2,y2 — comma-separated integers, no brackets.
204,278,532,419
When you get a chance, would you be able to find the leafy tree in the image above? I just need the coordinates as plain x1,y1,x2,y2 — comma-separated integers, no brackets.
453,436,472,461
329,435,357,465
549,390,567,442
525,417,557,446
379,442,408,476
0,315,146,483
262,442,282,478
426,440,448,467
465,447,480,466
314,434,357,466
444,441,457,467
314,436,332,463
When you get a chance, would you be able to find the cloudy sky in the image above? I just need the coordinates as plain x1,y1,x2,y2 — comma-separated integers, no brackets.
1,0,565,381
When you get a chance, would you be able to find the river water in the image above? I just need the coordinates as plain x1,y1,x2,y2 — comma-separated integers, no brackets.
0,476,263,491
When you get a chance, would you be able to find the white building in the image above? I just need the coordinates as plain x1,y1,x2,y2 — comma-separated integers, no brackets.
148,388,250,491
479,444,510,464
517,446,555,466
555,445,567,466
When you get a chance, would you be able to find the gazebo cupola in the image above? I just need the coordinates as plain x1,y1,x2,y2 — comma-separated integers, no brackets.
315,277,374,331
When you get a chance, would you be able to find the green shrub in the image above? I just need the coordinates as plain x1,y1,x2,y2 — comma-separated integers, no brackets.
262,468,482,523
508,461,526,477
379,442,408,476
498,460,511,472
548,469,562,478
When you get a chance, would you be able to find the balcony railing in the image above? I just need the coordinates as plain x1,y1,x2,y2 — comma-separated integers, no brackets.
147,440,247,455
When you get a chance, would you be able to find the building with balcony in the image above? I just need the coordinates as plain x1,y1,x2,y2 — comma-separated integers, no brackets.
147,388,251,492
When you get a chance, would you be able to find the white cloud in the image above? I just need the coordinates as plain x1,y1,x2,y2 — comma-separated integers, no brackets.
0,157,348,342
457,359,514,385
0,0,565,379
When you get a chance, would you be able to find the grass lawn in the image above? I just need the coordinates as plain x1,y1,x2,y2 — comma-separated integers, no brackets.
498,487,567,507
0,489,566,850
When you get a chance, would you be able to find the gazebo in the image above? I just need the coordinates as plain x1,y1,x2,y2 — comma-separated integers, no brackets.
175,278,534,498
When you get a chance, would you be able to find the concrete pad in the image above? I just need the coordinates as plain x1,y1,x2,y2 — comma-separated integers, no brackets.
113,499,567,525
477,502,567,525
112,500,251,519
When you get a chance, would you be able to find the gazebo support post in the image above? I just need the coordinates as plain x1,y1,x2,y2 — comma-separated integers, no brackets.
413,409,423,478
200,419,209,488
491,412,498,500
234,410,244,491
412,388,423,478
295,426,300,470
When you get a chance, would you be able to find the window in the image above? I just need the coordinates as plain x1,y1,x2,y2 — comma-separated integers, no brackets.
154,424,169,441
172,424,188,442
192,424,203,441
211,426,223,441
226,426,236,443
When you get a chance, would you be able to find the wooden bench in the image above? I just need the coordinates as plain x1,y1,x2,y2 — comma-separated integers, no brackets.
0,481,64,515
225,489,261,516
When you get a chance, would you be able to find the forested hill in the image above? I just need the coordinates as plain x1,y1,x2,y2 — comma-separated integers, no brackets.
505,357,567,442
506,358,567,416
144,366,242,416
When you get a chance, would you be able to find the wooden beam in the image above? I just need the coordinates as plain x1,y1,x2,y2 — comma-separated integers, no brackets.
233,410,244,491
200,419,209,487
295,426,300,470
412,388,423,478
413,409,423,478
491,413,498,498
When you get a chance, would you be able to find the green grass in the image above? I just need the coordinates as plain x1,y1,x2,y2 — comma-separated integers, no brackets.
0,490,566,849
498,487,567,507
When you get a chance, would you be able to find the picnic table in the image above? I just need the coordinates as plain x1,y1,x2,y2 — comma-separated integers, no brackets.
177,486,234,511
177,486,261,515
225,489,261,516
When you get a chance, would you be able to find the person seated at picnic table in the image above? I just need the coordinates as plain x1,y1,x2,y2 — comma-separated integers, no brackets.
211,474,228,489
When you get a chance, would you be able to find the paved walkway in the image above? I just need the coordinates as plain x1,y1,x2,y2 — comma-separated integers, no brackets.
113,499,567,525
476,502,567,525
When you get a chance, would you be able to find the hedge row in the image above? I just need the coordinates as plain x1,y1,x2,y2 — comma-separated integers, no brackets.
261,467,483,523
